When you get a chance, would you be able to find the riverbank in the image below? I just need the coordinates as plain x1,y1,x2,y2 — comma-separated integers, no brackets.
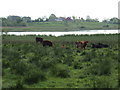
2,21,118,32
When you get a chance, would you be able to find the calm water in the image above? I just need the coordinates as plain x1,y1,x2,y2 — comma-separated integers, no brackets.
2,30,119,36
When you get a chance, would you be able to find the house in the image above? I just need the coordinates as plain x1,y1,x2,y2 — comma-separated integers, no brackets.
55,17,65,21
48,16,73,22
65,17,73,21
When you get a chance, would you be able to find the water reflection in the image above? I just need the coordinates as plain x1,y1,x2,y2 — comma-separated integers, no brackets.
2,30,118,36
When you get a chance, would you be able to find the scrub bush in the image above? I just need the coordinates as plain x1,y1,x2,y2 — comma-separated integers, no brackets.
51,64,70,78
24,69,46,85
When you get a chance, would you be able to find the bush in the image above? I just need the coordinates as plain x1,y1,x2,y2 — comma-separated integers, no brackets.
39,56,56,69
103,25,109,27
51,64,70,78
2,59,10,68
13,78,24,88
10,59,30,75
92,76,118,88
80,26,85,29
24,69,46,85
73,61,83,69
88,58,113,75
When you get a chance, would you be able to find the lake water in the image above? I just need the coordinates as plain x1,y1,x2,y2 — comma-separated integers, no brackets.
2,30,119,36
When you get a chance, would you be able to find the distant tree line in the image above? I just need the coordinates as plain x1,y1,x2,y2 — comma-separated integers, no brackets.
0,14,119,27
1,16,31,27
102,17,120,24
85,15,120,24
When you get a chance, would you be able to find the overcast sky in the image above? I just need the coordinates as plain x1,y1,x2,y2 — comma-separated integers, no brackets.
0,0,119,21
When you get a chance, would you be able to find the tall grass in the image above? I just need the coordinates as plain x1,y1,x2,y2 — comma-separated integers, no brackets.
2,34,119,88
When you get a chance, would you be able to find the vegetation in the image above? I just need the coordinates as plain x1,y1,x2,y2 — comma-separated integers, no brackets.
2,34,119,88
2,21,118,32
1,16,29,27
1,15,119,32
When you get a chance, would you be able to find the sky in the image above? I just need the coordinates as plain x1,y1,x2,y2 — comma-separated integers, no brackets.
0,0,119,21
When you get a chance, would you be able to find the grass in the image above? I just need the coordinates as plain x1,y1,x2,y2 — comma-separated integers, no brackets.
2,34,118,47
2,21,118,32
2,34,119,88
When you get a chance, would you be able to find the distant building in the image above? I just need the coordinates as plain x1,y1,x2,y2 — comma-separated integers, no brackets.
48,15,73,22
55,17,65,21
65,17,73,21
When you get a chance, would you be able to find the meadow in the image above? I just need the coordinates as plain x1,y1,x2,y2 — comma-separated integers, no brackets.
2,34,119,88
2,21,118,32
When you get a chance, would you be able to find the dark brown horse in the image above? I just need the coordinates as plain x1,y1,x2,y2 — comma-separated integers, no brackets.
91,43,109,48
75,41,88,49
42,40,53,47
36,37,43,43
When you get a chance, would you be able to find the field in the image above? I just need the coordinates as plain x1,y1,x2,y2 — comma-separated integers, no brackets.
2,34,119,88
2,21,118,32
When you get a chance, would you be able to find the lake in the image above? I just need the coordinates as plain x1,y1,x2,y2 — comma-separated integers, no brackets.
2,30,119,36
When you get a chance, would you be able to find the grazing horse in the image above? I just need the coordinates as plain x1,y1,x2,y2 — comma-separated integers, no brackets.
79,41,88,49
36,37,43,43
42,40,53,47
75,41,88,49
75,41,81,48
98,43,109,48
91,43,103,48
91,43,109,48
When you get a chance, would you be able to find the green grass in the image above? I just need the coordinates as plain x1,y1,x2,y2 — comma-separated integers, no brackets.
2,34,119,88
2,34,118,47
2,21,118,32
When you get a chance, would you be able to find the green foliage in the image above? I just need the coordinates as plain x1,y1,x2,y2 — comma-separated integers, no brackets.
39,56,56,69
24,69,46,85
10,59,30,75
109,17,120,24
1,16,27,26
89,58,113,75
2,20,118,32
2,34,118,88
14,79,24,88
91,76,118,88
49,14,57,21
82,49,116,76
51,64,70,78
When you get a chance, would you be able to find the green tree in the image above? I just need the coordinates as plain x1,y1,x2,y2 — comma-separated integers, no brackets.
7,16,22,23
72,16,76,22
109,17,119,24
1,15,27,26
49,14,57,21
22,17,31,22
102,19,109,23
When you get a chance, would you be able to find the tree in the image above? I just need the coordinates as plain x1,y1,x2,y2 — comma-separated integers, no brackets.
45,18,49,21
7,16,22,23
109,17,119,24
22,17,31,22
42,16,48,21
102,19,110,23
94,18,99,22
0,18,2,27
49,14,57,21
86,15,91,22
72,16,76,22
1,18,8,26
80,18,85,22
2,16,27,26
34,19,40,22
